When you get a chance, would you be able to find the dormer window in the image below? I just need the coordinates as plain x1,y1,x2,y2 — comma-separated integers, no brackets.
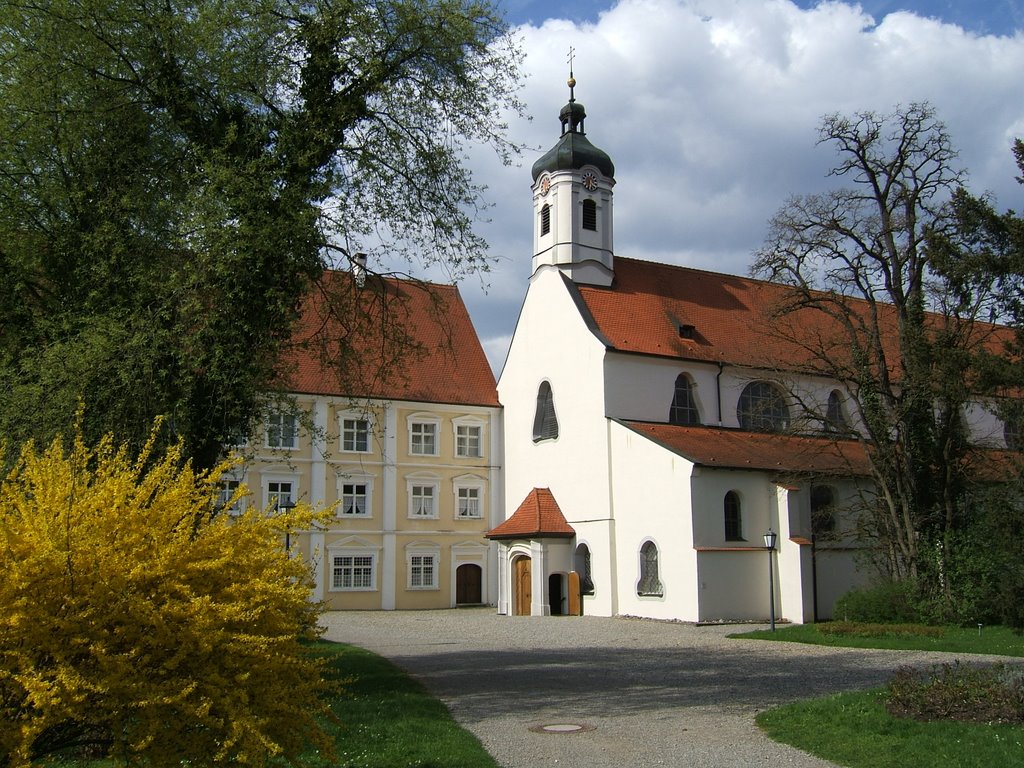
582,199,597,231
540,204,551,236
678,324,696,340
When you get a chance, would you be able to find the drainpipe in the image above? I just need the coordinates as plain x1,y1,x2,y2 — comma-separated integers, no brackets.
716,362,725,426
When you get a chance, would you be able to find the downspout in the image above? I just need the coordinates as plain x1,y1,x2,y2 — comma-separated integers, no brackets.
716,361,725,426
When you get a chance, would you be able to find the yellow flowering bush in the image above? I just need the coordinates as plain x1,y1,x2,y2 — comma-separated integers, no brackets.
0,428,335,767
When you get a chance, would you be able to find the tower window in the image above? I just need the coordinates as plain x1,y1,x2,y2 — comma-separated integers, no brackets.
532,381,558,442
540,204,551,236
582,199,597,231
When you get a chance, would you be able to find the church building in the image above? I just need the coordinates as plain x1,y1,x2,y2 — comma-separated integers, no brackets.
487,76,1008,623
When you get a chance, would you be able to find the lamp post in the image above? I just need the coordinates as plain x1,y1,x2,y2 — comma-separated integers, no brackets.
277,500,296,552
763,529,778,631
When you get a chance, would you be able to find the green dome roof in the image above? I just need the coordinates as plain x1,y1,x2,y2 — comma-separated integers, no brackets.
531,97,615,181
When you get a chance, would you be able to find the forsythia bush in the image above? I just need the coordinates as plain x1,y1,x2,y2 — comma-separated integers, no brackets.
0,428,335,767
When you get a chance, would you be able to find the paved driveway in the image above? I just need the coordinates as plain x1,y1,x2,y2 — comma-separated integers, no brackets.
320,609,997,768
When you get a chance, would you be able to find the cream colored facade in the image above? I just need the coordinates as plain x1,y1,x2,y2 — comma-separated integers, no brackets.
227,395,501,610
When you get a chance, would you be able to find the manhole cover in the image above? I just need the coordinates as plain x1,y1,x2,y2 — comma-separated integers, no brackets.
529,723,595,734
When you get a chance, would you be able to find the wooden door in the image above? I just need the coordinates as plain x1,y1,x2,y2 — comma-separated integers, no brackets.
567,571,582,616
513,557,532,616
455,564,482,605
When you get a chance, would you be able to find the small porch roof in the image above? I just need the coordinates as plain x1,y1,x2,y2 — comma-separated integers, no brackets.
486,488,576,540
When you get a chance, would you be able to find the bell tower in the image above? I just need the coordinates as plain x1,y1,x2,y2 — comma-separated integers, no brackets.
530,67,616,286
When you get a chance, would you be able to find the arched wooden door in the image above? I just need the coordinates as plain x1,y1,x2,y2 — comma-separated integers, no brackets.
455,563,482,605
513,556,532,616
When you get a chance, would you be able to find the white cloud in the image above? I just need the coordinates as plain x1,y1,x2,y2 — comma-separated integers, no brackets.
458,0,1024,376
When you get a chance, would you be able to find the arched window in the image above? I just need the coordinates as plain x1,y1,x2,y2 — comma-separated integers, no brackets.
737,381,790,432
574,543,594,595
1005,416,1022,451
532,381,559,442
724,491,743,541
810,485,837,535
825,390,848,433
637,541,663,596
582,199,597,231
540,203,551,236
668,374,700,425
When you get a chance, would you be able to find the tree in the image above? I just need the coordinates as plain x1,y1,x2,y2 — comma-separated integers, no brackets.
0,423,335,767
751,104,1004,604
0,0,523,470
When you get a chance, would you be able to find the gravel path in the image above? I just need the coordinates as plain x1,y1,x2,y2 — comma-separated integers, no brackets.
320,609,1011,768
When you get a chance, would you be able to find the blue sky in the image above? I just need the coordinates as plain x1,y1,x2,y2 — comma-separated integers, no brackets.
385,1,1024,373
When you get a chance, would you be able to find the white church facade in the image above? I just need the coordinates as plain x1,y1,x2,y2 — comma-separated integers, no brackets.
486,78,1010,623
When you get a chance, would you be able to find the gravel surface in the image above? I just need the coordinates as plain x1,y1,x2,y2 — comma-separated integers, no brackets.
320,609,1012,768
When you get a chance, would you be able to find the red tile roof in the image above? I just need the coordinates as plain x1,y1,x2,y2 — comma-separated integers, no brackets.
486,488,576,539
281,271,498,406
622,420,873,476
574,257,1012,373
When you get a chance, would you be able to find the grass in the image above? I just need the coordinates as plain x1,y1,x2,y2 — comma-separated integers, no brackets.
757,688,1024,768
307,641,498,768
729,622,1024,656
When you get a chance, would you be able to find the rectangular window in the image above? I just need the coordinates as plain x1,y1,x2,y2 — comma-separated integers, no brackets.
267,413,297,449
455,425,482,458
410,422,437,456
340,483,368,516
216,479,244,515
409,554,437,589
411,485,436,517
341,418,369,452
332,555,375,590
267,481,293,510
457,487,481,519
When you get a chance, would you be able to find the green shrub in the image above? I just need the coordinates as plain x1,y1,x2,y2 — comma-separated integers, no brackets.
887,662,1024,724
835,581,920,624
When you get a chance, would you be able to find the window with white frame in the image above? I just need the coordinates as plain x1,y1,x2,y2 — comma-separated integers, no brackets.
265,479,295,511
454,421,483,458
340,415,371,453
409,417,439,456
637,541,664,597
331,552,376,590
456,486,482,519
407,478,439,518
216,479,246,515
339,481,371,517
266,413,298,448
408,552,438,589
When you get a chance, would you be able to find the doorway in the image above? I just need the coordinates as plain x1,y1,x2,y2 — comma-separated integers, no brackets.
548,573,566,616
456,563,483,605
513,556,532,616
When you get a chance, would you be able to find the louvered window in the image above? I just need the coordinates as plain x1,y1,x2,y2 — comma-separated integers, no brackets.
582,199,597,231
532,381,559,442
540,204,551,236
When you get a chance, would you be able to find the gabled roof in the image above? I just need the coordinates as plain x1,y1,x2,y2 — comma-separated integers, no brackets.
281,270,498,406
621,420,873,477
486,488,575,540
572,257,1013,373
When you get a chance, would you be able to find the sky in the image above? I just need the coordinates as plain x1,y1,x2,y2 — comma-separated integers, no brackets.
420,0,1024,374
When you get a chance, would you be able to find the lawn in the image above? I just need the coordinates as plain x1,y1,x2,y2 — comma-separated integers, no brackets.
757,688,1024,768
308,641,498,768
729,621,1024,656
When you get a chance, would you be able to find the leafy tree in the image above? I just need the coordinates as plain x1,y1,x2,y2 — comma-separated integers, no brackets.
0,424,334,767
0,0,523,469
751,104,1005,605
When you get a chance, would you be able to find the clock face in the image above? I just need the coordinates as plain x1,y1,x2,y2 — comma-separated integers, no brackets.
581,171,599,191
540,175,551,195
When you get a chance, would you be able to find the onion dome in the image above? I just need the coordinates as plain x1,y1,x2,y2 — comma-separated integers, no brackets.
531,76,615,181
